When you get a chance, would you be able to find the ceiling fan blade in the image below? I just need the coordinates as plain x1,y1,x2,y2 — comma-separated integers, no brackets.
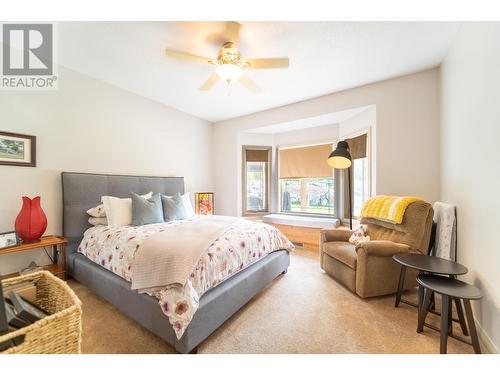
246,58,290,69
165,49,214,64
225,22,240,44
199,74,220,91
239,75,261,93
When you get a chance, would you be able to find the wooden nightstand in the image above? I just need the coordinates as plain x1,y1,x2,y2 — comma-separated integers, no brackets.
0,235,67,281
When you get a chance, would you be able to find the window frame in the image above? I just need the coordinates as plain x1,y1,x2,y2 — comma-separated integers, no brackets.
277,142,338,218
352,157,369,219
341,128,372,222
242,145,272,216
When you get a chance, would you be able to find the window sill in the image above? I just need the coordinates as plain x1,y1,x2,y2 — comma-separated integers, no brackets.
262,213,339,229
278,211,337,219
243,211,269,217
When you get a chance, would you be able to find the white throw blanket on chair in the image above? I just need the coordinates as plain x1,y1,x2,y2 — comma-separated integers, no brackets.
433,202,457,261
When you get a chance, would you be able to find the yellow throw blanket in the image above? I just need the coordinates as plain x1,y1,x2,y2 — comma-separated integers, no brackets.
360,195,423,224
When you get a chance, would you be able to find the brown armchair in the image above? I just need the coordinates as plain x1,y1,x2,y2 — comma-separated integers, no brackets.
320,201,434,298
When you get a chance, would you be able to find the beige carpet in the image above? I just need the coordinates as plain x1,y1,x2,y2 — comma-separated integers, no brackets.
69,249,472,354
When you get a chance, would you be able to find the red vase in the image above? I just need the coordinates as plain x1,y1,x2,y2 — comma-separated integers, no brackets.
15,196,47,242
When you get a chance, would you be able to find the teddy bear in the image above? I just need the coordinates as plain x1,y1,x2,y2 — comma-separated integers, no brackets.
348,224,370,246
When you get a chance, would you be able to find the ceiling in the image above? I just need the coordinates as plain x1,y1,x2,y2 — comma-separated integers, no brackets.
244,106,372,134
58,22,460,122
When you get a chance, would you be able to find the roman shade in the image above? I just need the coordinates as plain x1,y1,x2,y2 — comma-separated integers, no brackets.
279,143,333,179
245,149,270,162
346,134,367,160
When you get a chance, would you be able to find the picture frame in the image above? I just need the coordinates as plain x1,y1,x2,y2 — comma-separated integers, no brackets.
0,231,20,250
0,131,36,167
195,192,214,215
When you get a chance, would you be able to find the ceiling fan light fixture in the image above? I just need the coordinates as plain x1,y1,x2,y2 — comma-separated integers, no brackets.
216,63,244,83
165,22,289,92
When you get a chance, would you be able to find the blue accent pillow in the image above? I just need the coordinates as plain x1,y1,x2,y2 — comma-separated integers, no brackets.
161,193,189,221
131,193,164,226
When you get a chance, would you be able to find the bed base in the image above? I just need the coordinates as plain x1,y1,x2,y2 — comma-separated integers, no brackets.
70,250,290,353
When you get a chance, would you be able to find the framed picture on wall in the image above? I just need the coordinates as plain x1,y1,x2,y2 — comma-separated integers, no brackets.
0,231,20,251
195,192,214,215
0,131,36,167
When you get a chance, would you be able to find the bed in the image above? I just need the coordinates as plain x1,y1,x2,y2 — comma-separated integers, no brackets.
61,172,291,353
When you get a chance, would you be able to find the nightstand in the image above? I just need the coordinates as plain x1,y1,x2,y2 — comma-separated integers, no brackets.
0,235,67,281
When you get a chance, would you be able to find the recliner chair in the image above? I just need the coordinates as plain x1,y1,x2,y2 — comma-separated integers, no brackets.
320,201,434,298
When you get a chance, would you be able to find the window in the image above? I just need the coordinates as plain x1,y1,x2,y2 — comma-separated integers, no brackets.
353,157,369,218
246,161,267,211
279,143,335,216
243,147,271,214
343,133,369,219
281,178,335,215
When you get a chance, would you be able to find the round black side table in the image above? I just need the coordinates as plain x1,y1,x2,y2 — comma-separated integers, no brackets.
417,274,482,354
392,253,469,336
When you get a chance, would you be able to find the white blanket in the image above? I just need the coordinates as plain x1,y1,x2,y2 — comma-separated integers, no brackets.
131,215,237,291
433,202,457,261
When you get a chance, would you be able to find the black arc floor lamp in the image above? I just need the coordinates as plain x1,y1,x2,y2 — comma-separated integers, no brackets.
327,141,353,229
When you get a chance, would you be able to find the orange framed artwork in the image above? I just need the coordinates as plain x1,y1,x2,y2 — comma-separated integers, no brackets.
195,192,214,215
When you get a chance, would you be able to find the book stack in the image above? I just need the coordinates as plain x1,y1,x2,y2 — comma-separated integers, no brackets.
0,280,50,352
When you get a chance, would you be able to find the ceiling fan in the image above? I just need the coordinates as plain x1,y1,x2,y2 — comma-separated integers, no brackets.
165,22,290,93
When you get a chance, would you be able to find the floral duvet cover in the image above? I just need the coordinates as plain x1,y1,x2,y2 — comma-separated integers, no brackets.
78,215,293,338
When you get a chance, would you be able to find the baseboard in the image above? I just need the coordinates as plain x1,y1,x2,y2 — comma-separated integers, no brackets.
476,318,499,353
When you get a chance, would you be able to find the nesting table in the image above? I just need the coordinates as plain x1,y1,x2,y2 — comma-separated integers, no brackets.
393,253,482,354
416,274,483,353
393,253,468,309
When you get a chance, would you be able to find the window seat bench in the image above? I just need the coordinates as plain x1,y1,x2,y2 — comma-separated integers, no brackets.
262,214,339,251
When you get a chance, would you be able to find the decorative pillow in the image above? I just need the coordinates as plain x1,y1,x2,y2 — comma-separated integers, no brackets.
102,192,153,228
181,192,195,218
87,204,106,218
88,217,108,226
161,193,189,221
131,193,164,226
161,193,195,219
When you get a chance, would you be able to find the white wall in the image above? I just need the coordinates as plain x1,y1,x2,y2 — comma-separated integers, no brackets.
273,123,339,148
0,67,213,275
440,23,500,352
214,69,441,216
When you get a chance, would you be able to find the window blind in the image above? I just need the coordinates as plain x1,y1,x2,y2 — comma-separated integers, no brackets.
279,143,333,179
346,134,367,160
245,149,270,163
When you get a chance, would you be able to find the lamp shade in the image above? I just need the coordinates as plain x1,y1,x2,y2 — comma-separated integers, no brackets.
216,63,244,82
327,141,352,169
15,196,47,242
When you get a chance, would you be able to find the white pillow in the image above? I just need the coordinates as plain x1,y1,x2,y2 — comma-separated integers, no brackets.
87,203,106,218
182,192,195,218
102,192,152,228
88,217,108,226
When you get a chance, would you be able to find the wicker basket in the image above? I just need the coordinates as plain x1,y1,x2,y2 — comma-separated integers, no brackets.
0,271,82,354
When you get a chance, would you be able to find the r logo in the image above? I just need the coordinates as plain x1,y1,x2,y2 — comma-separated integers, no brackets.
2,24,53,76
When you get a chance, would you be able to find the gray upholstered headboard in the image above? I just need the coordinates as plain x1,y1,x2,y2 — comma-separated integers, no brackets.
61,172,184,271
